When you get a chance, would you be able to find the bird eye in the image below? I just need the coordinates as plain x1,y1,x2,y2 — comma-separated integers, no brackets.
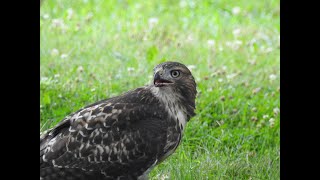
171,70,180,78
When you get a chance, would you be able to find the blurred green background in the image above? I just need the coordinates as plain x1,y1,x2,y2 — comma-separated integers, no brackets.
40,0,280,179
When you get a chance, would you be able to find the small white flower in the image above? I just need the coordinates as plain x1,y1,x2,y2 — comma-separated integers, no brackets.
269,118,275,124
187,34,193,42
51,19,64,28
234,40,243,45
207,39,215,46
226,40,243,50
51,49,59,56
42,14,50,20
54,74,60,78
273,107,280,115
40,77,48,81
87,12,94,19
160,173,169,180
218,78,223,82
67,8,74,20
252,87,262,94
127,67,135,72
265,47,273,53
60,54,68,59
189,1,196,8
269,74,277,81
263,115,269,119
226,73,237,79
148,17,159,27
222,66,227,71
233,28,241,36
179,0,187,8
248,59,256,65
135,3,141,9
232,7,241,15
91,88,96,92
77,66,84,73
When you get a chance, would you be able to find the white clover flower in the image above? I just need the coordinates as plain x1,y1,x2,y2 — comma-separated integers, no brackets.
189,1,196,8
187,34,194,43
226,73,237,79
263,115,269,119
67,8,74,20
269,74,277,81
265,47,273,53
179,0,187,8
218,78,223,82
51,19,64,28
273,107,280,115
207,39,215,46
127,67,135,72
252,87,261,94
226,40,243,50
148,17,159,28
160,173,169,180
42,14,50,20
269,118,275,127
269,118,275,124
233,28,241,36
232,7,241,15
86,12,94,21
51,49,59,56
222,66,227,71
40,77,49,81
135,3,141,9
60,54,68,59
77,66,84,73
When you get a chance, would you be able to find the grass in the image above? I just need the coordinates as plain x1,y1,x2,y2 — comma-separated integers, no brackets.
40,0,280,179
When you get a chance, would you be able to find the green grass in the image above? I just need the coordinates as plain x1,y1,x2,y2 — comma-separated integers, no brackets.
40,0,280,179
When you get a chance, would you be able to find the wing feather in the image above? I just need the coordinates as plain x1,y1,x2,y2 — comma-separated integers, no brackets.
40,94,168,178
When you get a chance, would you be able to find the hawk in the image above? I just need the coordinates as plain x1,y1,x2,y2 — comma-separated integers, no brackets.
40,61,197,180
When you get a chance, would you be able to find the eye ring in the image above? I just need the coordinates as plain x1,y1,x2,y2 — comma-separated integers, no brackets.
171,70,180,78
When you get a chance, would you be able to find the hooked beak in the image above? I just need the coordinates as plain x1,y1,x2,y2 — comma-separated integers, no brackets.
154,72,173,87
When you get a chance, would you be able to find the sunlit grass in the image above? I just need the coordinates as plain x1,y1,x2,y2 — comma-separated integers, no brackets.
40,0,280,179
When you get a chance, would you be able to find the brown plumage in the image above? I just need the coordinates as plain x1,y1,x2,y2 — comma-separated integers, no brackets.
40,61,197,180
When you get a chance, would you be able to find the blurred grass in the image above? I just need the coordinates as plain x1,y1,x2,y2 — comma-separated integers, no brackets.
40,0,280,179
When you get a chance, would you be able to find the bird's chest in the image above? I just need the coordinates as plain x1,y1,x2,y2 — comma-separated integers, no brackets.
159,106,187,162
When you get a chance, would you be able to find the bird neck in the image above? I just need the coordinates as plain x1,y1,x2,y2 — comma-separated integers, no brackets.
149,86,196,121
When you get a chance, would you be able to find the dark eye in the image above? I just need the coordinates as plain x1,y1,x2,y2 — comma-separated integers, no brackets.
171,70,180,78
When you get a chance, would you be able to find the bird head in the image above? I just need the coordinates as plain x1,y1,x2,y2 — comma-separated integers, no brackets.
153,61,195,88
152,61,197,114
